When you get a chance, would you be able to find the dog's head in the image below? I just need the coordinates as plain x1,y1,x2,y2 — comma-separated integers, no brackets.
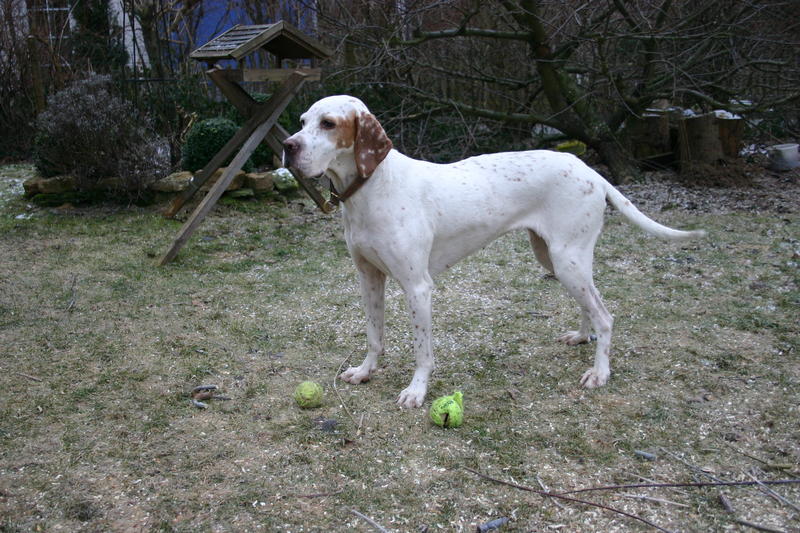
282,95,393,180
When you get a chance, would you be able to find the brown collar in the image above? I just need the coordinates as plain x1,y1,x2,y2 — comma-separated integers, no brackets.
329,174,369,206
289,168,370,213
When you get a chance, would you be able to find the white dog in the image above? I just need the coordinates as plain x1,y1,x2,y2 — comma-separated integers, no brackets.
283,95,704,408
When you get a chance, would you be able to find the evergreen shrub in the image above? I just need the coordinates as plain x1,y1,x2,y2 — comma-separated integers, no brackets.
181,117,257,173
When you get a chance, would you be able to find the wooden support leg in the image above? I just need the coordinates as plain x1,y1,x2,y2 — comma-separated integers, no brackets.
206,67,334,211
158,120,274,265
163,70,307,219
164,105,280,218
207,66,257,116
157,72,308,265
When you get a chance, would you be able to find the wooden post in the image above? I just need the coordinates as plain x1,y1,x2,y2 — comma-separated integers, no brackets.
157,71,308,265
163,71,307,219
203,67,334,213
679,113,725,172
718,118,744,159
207,66,258,116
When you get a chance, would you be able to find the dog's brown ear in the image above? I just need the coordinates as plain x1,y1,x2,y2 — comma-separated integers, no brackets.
354,112,393,179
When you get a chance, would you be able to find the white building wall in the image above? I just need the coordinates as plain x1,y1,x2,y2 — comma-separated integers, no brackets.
107,0,150,69
0,0,30,67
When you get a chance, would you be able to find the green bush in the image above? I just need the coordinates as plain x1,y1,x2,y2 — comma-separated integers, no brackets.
33,75,169,200
221,92,274,169
181,117,261,173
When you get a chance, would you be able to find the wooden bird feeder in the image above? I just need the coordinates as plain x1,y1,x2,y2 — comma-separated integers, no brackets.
158,21,333,266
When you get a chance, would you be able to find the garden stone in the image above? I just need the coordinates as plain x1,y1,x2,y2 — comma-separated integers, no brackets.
22,177,43,196
200,167,245,192
245,172,274,193
151,171,193,192
23,175,76,196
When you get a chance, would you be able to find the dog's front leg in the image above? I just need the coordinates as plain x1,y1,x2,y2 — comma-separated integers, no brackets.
397,274,435,408
340,259,386,384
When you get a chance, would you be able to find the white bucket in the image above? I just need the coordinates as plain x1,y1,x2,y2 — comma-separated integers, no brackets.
767,143,800,171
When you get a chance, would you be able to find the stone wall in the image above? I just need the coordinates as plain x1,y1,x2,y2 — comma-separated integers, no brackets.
23,167,299,204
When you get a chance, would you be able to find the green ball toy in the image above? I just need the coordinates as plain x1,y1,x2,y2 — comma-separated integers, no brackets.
429,391,464,428
294,381,323,408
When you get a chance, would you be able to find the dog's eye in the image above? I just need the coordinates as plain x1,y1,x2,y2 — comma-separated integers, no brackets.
299,118,306,127
320,119,336,130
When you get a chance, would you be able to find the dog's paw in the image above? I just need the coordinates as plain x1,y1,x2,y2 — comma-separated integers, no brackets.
580,367,609,388
557,331,591,346
397,386,426,409
339,364,376,384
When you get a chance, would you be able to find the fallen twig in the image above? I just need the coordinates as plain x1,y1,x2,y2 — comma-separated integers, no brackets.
718,492,787,533
721,441,796,473
65,274,78,313
357,413,365,437
626,472,690,495
468,467,799,532
191,398,208,409
350,508,389,532
282,489,343,499
464,467,674,533
746,470,800,513
729,519,785,533
659,448,725,483
333,352,361,433
661,448,793,532
620,493,690,508
558,478,800,495
190,384,230,408
536,474,565,510
14,372,43,382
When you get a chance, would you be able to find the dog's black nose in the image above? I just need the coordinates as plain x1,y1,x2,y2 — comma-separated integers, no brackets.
283,138,300,155
282,138,300,167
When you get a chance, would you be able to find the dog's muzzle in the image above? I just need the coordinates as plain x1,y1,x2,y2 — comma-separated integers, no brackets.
282,137,301,168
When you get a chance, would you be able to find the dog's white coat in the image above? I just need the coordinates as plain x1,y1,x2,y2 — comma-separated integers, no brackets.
284,95,704,408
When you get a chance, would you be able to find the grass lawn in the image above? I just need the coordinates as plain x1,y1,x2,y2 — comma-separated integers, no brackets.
1,163,798,532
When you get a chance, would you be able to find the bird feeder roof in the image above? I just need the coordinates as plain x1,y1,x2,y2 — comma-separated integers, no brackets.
190,21,332,62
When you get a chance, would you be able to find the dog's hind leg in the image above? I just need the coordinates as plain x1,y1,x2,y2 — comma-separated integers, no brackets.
557,310,592,346
549,245,613,388
340,258,386,384
529,230,592,344
527,230,554,275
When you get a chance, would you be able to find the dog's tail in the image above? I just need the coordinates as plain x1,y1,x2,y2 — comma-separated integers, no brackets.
604,183,706,241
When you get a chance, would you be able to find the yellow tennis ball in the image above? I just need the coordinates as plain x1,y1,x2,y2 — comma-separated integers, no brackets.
429,391,463,428
294,381,323,408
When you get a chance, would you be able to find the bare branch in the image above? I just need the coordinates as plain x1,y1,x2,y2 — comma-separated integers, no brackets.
678,87,800,111
390,26,531,46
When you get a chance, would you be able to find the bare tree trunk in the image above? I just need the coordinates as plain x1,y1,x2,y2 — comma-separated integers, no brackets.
594,140,637,183
506,0,639,183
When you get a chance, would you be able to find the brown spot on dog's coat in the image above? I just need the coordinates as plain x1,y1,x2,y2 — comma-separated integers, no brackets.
336,111,357,149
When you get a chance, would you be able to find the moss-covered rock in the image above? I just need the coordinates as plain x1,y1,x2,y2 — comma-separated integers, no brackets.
271,168,299,195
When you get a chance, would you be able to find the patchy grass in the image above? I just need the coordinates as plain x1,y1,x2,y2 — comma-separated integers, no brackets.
0,163,798,532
